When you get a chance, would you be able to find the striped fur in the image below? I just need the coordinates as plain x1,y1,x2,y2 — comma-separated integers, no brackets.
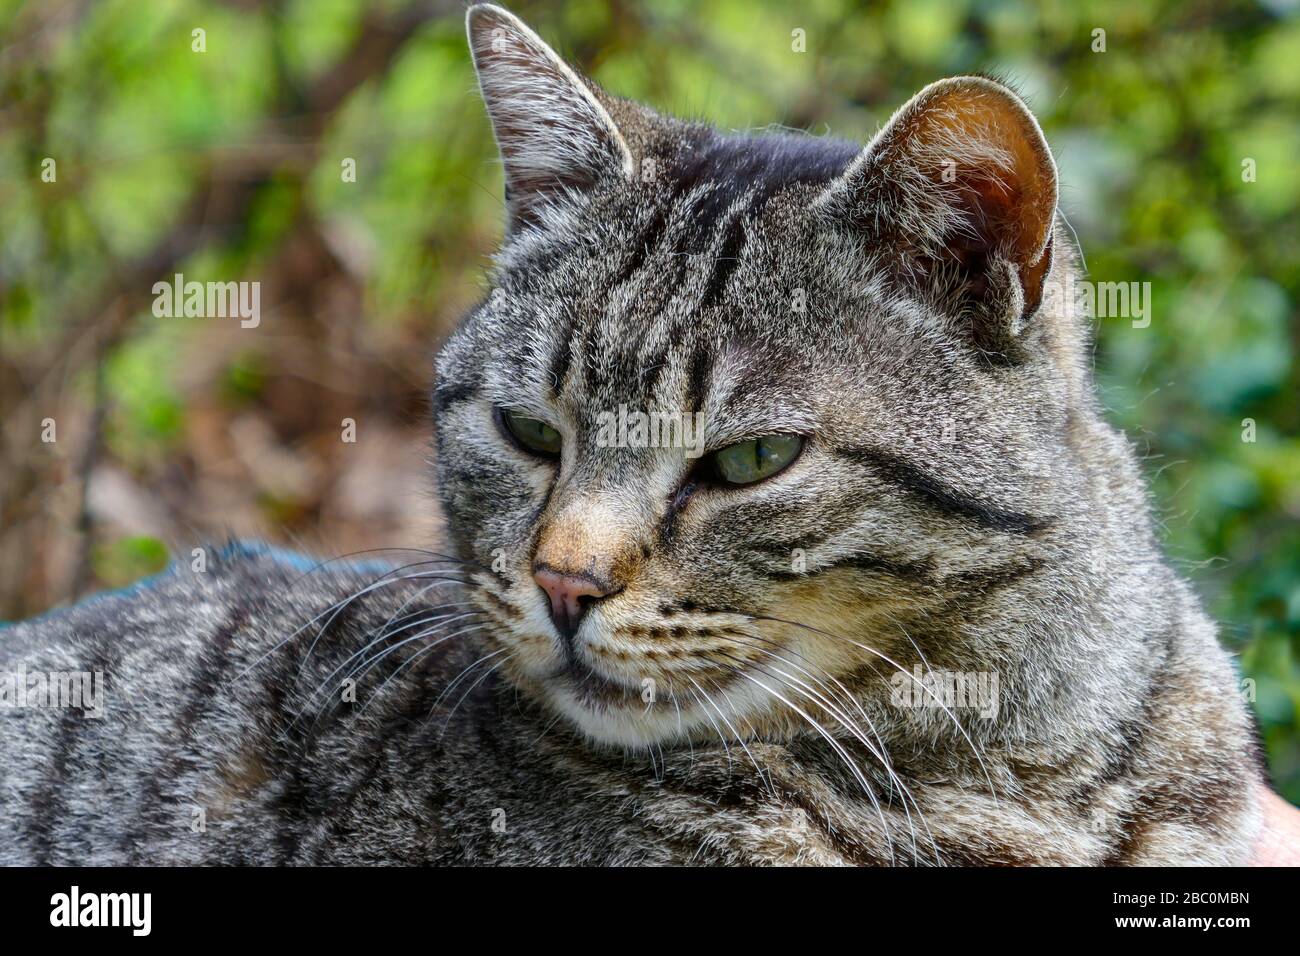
0,4,1262,865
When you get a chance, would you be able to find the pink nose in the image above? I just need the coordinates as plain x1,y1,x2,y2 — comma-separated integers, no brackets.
533,567,618,641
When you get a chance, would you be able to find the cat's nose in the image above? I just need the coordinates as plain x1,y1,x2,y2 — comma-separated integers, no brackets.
533,566,619,641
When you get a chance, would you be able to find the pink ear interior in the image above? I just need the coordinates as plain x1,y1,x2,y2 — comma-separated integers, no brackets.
897,80,1057,279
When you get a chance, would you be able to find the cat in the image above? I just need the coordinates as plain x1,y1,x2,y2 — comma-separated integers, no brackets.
0,3,1264,865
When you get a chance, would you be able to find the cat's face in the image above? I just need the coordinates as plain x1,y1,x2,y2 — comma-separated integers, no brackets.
435,5,1071,749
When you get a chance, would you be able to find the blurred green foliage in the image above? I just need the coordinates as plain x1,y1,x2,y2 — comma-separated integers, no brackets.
92,535,169,589
1,0,1297,798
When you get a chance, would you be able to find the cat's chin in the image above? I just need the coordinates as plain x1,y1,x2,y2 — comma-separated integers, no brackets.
530,662,690,749
545,685,695,750
502,641,781,750
534,661,775,751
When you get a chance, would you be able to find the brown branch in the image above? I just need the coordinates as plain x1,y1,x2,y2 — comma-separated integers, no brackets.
69,311,112,598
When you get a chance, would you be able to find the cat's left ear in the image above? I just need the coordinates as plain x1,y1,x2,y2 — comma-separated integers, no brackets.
817,76,1057,360
466,4,634,232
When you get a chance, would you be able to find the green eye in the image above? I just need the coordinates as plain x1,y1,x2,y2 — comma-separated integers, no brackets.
499,409,562,458
710,434,803,485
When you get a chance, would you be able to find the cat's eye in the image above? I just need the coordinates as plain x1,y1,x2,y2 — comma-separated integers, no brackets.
708,434,803,485
498,408,562,458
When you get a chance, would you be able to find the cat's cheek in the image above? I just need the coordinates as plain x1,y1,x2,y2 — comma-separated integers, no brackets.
504,638,557,680
500,614,563,677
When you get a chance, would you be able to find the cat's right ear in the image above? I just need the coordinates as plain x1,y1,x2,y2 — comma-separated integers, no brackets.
815,76,1058,361
466,4,633,232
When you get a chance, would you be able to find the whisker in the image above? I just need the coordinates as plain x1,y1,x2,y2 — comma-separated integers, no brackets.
353,639,445,719
743,612,999,804
689,676,774,797
292,615,489,738
296,562,480,675
689,687,734,777
310,622,498,737
372,581,478,648
668,691,696,771
709,630,933,856
438,651,512,738
725,666,897,865
714,641,928,863
301,607,485,716
345,616,489,694
427,647,511,726
233,566,475,683
532,711,566,746
369,602,485,652
281,547,489,593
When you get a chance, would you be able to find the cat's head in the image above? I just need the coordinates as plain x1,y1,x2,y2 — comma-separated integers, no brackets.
434,4,1086,749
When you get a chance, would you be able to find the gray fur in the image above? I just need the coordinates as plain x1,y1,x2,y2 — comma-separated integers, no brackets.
0,4,1262,865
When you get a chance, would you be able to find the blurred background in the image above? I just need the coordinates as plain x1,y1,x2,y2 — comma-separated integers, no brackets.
1,0,1297,798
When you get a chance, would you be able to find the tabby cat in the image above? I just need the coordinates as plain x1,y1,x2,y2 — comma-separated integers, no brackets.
0,4,1263,865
